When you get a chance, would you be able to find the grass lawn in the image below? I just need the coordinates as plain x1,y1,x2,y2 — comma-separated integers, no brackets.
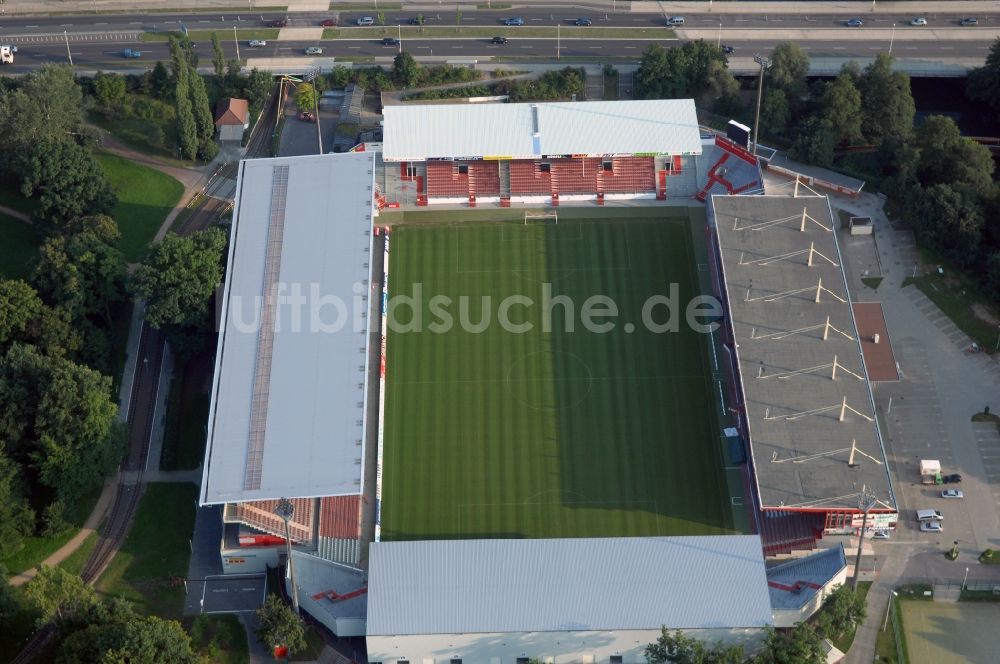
0,180,39,217
189,614,249,664
0,212,43,280
142,29,279,42
830,581,871,654
2,484,104,576
322,26,675,39
95,483,197,619
58,531,99,577
861,276,884,291
901,599,1000,663
902,270,1000,353
109,300,135,396
161,354,212,470
381,217,734,540
90,111,186,165
603,71,620,100
97,152,185,261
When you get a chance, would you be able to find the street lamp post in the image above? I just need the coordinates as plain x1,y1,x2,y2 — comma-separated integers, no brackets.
851,485,877,591
717,22,722,48
274,498,300,615
882,591,898,631
751,54,771,156
234,26,240,61
889,23,896,55
963,566,970,590
63,30,73,66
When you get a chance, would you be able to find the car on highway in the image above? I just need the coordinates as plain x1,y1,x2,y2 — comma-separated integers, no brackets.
320,18,337,27
910,17,928,26
269,18,287,28
248,39,267,47
666,16,685,26
920,521,943,532
305,46,323,55
721,44,735,54
941,489,964,498
846,18,864,27
943,473,962,484
381,37,400,47
357,16,375,26
491,36,509,45
123,48,141,58
960,17,979,26
504,17,525,26
574,17,593,26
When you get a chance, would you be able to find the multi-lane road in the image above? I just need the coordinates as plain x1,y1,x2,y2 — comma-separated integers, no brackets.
1,8,998,72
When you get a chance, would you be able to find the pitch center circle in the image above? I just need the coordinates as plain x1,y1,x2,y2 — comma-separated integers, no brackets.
505,350,594,411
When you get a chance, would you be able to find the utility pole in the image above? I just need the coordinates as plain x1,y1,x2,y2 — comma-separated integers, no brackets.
63,30,73,66
274,498,300,614
234,26,240,61
398,23,402,53
852,485,877,591
557,23,560,59
751,54,771,156
717,22,722,48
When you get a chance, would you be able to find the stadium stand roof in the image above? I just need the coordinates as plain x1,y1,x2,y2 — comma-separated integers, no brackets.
381,99,702,162
710,195,895,512
367,536,772,635
201,152,376,505
767,545,847,611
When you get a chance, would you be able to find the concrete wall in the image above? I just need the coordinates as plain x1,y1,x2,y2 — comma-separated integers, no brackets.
367,627,766,664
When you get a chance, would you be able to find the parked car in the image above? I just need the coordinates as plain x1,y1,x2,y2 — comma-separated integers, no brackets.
846,18,864,27
491,36,509,45
299,111,315,122
381,37,400,47
666,16,685,26
941,489,964,499
871,530,891,540
910,17,928,26
574,17,592,26
721,44,735,54
269,18,287,28
357,16,375,26
248,39,267,47
920,521,943,532
320,18,338,27
504,17,525,26
960,17,979,26
123,48,141,58
943,473,962,484
305,46,323,55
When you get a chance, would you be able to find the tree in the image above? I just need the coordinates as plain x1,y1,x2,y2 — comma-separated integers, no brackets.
16,136,117,227
768,42,810,104
128,227,227,330
815,584,866,640
0,65,85,152
0,279,44,348
188,67,215,144
789,115,837,167
0,564,19,627
0,344,121,504
149,61,172,99
858,53,915,147
91,72,127,118
645,627,746,664
170,37,199,160
294,82,318,112
759,89,790,138
635,44,683,99
23,566,97,625
704,58,741,113
392,51,421,88
58,599,197,664
913,115,995,197
906,183,985,269
254,595,307,655
0,453,35,560
967,39,1000,122
819,73,863,146
245,68,274,108
750,625,824,664
211,32,226,78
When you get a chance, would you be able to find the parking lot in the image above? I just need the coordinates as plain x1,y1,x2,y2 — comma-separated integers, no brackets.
200,574,267,614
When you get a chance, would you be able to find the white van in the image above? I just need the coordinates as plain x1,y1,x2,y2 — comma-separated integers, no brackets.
667,16,685,26
357,16,375,26
916,509,943,522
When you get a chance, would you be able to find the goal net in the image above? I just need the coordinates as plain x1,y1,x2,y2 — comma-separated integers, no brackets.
524,210,558,225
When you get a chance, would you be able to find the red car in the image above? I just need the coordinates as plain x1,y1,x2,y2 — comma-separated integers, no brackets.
320,18,338,27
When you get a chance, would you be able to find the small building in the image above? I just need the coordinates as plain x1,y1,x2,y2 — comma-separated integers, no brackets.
366,536,773,663
215,98,250,142
767,545,848,627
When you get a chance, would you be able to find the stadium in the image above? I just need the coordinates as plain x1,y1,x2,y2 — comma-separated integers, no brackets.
200,98,896,663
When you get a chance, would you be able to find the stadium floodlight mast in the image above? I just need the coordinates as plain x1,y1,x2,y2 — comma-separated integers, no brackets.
851,484,878,590
274,498,301,614
751,54,771,156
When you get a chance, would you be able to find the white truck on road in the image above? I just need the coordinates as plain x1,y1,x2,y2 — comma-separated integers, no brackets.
0,45,15,65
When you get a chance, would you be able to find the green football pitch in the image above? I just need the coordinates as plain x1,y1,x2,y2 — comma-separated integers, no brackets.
380,216,736,540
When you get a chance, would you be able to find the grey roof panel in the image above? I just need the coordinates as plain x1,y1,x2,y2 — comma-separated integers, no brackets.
367,536,772,635
381,100,702,161
201,152,376,505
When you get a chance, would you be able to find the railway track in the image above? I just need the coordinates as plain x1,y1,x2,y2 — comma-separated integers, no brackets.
10,88,283,664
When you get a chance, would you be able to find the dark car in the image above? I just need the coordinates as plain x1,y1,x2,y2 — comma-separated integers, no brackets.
721,44,734,54
320,18,337,27
574,17,592,26
491,36,508,45
409,15,425,25
960,17,979,26
381,37,400,47
942,473,962,484
269,18,287,28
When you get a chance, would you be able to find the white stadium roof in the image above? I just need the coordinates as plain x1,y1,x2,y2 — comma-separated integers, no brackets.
381,99,702,161
367,536,772,636
201,152,376,505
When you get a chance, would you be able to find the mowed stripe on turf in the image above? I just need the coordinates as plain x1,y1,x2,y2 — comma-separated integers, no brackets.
381,218,735,540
